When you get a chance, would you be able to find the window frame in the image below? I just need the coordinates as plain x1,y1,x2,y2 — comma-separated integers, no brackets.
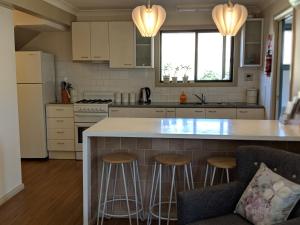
158,29,235,85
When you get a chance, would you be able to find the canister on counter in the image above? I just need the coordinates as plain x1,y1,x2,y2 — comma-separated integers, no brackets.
246,88,258,104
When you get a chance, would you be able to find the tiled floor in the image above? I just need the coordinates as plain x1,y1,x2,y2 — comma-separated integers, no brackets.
0,160,176,225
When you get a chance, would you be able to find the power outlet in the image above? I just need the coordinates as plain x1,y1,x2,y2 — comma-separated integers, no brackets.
245,73,254,81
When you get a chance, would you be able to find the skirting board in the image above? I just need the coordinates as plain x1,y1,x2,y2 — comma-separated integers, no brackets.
0,183,24,206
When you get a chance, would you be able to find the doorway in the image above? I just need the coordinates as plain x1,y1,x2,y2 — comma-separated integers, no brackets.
276,15,293,119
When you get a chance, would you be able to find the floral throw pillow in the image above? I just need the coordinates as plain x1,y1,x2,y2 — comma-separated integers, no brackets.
235,163,300,225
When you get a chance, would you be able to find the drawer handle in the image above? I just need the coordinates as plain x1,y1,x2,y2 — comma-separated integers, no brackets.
55,109,64,111
81,56,89,59
111,110,120,112
195,110,204,113
156,111,164,113
57,142,65,145
93,56,102,58
124,63,132,66
56,120,64,123
167,111,174,113
56,131,65,134
208,111,217,113
239,111,248,113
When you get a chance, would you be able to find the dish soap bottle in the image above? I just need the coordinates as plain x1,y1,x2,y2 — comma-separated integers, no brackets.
180,92,187,104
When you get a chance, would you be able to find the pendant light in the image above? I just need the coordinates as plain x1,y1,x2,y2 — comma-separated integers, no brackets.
212,0,248,36
289,0,300,7
132,0,166,37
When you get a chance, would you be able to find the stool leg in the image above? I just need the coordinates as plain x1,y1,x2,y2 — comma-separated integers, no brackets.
189,163,195,189
210,166,216,186
220,169,224,184
184,164,191,190
204,163,209,187
158,164,162,225
147,162,157,225
97,162,105,225
111,164,118,214
135,160,144,220
226,168,230,183
167,165,176,225
101,163,112,225
121,163,132,225
132,161,139,225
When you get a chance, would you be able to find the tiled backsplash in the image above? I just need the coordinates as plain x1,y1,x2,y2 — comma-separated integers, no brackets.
56,60,260,103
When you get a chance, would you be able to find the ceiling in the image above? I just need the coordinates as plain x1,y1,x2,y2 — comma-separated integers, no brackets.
62,0,274,11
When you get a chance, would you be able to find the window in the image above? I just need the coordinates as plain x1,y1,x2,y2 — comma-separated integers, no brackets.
160,30,234,83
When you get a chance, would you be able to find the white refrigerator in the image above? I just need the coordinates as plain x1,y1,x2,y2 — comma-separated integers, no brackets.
16,51,55,158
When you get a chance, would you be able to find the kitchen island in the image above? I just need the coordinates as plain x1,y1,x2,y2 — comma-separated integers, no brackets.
83,118,300,225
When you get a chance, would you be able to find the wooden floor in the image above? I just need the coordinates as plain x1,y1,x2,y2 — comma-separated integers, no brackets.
0,160,176,225
0,160,83,225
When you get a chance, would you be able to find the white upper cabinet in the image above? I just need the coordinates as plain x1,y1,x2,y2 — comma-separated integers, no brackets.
72,22,91,61
91,22,110,61
240,18,264,67
109,21,135,68
72,22,110,61
135,30,154,68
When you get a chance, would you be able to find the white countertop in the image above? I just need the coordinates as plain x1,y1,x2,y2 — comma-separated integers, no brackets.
84,118,300,141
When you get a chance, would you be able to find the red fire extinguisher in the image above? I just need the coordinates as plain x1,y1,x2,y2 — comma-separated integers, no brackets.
265,49,272,77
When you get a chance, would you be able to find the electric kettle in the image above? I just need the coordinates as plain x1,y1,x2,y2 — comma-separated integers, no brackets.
139,87,151,104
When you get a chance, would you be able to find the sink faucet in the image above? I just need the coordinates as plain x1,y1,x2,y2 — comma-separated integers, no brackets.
194,93,206,104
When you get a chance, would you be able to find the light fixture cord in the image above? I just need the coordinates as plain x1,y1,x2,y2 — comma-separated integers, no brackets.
147,0,151,8
227,0,234,7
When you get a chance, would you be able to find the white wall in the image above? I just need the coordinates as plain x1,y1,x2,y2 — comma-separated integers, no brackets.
0,5,23,205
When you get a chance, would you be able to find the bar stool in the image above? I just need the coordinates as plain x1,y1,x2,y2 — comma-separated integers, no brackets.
204,157,237,187
147,153,194,225
97,152,144,225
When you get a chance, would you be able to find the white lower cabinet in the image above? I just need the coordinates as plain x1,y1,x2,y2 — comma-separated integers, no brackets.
109,107,264,120
205,108,237,119
176,108,205,118
109,107,176,118
237,108,265,120
46,104,75,159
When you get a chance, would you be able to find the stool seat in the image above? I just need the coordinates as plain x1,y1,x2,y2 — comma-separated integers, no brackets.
154,154,192,166
207,157,236,169
102,152,136,164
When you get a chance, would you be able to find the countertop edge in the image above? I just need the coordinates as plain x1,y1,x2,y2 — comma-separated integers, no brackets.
83,132,300,142
110,102,264,109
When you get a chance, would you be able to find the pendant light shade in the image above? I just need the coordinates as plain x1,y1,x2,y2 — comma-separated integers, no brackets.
132,4,166,37
289,0,300,7
212,1,248,36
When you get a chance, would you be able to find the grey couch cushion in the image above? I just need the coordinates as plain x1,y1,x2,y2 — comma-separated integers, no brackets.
189,214,252,225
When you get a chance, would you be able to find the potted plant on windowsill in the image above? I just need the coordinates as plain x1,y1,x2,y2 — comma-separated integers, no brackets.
163,64,172,83
182,65,191,83
172,66,180,83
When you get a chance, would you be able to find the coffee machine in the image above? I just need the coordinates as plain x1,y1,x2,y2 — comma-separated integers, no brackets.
139,87,151,104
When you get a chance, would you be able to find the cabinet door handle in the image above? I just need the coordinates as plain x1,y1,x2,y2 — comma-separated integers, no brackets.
124,63,132,66
81,56,89,59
